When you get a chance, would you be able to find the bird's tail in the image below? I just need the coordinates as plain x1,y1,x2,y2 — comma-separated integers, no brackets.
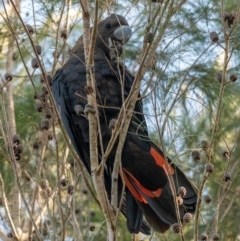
122,143,197,233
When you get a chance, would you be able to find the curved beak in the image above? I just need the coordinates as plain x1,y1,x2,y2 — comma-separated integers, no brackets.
113,26,132,44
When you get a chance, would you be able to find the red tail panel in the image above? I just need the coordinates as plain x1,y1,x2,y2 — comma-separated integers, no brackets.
150,147,175,175
123,169,162,204
123,171,147,203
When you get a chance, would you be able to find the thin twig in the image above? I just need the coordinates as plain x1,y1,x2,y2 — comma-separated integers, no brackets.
80,0,119,240
194,172,209,241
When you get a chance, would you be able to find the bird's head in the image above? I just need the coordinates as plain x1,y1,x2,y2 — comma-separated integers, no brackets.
96,14,132,58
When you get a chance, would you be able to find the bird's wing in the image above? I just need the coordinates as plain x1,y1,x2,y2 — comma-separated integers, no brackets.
52,58,91,172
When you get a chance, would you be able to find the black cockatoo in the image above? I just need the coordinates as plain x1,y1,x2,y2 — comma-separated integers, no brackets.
52,14,197,234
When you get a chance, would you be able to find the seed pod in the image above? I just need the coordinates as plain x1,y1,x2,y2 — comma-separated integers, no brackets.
183,212,192,223
5,72,13,81
47,131,53,141
42,85,48,95
176,196,183,205
39,93,46,103
82,189,88,195
222,149,229,157
45,109,52,119
12,134,21,145
25,24,34,34
31,58,39,69
67,185,74,195
212,234,220,241
222,172,231,182
35,45,42,55
75,209,80,214
33,141,40,150
34,102,44,112
210,31,219,42
178,186,186,197
223,11,230,21
230,73,238,82
40,74,53,86
200,233,208,241
69,159,76,168
224,11,236,27
40,119,50,131
60,29,68,39
60,178,68,187
84,85,94,94
89,225,95,231
192,150,200,161
204,194,212,204
172,223,181,233
205,163,214,173
14,144,24,155
33,93,39,100
12,52,18,61
40,75,44,84
216,73,223,83
47,74,53,86
201,140,209,150
15,154,21,161
144,32,155,43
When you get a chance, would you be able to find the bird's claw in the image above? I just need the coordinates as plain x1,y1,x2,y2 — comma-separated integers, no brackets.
109,119,117,130
84,104,96,115
74,104,84,115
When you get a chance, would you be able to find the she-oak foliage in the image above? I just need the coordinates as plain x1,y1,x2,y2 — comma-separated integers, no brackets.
0,0,240,240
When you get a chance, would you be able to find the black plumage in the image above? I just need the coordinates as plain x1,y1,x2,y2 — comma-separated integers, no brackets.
52,14,197,234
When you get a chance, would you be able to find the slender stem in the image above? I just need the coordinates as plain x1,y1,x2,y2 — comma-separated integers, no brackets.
0,174,19,240
80,0,118,240
28,134,46,240
194,172,209,241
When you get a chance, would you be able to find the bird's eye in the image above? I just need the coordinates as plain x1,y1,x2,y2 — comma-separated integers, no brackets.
105,23,111,29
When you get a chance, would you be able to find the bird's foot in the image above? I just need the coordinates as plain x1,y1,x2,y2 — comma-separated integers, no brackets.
109,118,117,130
84,104,96,116
74,104,84,115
